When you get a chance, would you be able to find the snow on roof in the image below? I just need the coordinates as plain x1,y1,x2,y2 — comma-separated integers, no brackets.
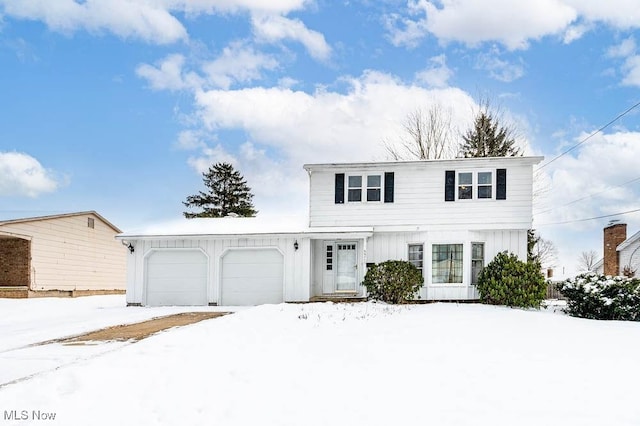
118,215,310,238
617,229,640,252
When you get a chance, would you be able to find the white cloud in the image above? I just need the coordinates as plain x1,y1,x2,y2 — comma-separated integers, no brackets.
251,14,331,61
414,54,453,88
534,131,640,273
607,37,636,58
386,0,640,51
605,37,640,87
0,0,311,45
0,0,188,44
135,54,203,91
388,0,576,51
475,47,525,82
0,152,59,197
202,41,279,89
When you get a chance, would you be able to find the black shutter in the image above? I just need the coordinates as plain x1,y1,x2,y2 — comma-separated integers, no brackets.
384,172,394,203
445,170,455,201
496,168,507,200
335,173,345,204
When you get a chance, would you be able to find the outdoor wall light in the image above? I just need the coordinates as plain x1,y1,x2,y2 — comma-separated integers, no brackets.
294,240,299,251
121,240,135,254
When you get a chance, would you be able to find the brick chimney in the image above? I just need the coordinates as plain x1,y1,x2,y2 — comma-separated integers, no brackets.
603,223,627,275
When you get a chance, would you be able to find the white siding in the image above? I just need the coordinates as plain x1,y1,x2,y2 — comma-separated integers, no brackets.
308,158,536,230
0,214,126,291
364,229,526,300
619,239,640,276
126,236,309,306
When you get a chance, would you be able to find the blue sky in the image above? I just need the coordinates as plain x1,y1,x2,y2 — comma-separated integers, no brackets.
1,0,640,274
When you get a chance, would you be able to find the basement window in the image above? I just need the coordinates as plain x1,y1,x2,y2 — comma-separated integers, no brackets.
87,218,95,229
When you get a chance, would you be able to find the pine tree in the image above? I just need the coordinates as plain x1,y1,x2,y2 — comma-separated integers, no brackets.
183,162,257,218
460,111,521,158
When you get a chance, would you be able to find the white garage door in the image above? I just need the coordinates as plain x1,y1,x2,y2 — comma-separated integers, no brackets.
145,250,208,306
221,249,284,306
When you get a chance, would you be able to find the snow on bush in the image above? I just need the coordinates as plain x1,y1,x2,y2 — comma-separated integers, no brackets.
362,260,424,304
558,273,640,321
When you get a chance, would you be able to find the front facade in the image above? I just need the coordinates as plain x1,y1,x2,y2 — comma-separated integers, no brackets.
0,211,126,296
120,156,542,306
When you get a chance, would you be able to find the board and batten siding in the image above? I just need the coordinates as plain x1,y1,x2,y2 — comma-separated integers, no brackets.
365,229,527,300
125,236,310,306
0,214,126,291
619,238,640,276
306,157,540,230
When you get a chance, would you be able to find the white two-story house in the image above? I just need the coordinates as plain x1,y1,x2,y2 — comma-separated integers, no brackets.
118,156,542,306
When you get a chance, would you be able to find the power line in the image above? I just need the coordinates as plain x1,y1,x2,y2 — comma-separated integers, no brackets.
534,174,640,216
537,100,640,170
535,207,640,226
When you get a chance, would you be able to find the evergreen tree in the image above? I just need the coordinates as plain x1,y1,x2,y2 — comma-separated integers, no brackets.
460,111,521,158
183,162,257,218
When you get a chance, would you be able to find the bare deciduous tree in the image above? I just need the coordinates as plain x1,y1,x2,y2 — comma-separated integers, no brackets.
532,235,558,269
384,105,457,160
577,250,599,272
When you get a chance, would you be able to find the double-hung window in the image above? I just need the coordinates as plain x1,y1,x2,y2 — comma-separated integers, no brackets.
471,243,484,285
458,172,472,199
348,176,362,202
408,244,424,274
432,244,463,284
477,172,492,199
367,175,381,202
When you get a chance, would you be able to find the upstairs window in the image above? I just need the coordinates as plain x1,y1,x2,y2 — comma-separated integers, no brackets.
348,176,362,202
477,172,492,199
367,175,381,202
87,217,95,229
458,172,472,199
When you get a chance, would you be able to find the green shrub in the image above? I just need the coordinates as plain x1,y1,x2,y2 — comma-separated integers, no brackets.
477,251,546,308
362,260,424,304
557,273,640,321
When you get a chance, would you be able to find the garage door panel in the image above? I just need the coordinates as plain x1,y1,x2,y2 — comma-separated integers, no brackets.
221,249,284,306
146,250,208,306
222,263,283,279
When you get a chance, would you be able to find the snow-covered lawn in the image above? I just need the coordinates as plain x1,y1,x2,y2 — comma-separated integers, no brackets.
1,298,640,425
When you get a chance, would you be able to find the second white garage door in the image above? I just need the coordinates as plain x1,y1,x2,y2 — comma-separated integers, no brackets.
221,249,284,306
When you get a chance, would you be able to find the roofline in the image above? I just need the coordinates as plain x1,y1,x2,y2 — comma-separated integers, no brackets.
117,227,375,240
617,229,640,252
0,211,122,233
303,156,544,171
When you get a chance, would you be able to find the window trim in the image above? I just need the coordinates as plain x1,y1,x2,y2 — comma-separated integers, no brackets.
408,243,424,275
455,169,496,201
471,242,485,286
346,173,384,203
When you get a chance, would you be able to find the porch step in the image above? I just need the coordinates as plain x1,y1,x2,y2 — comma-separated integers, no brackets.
0,286,29,299
309,295,367,303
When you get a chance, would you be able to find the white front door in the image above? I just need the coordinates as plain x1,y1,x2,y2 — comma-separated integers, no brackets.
335,242,357,292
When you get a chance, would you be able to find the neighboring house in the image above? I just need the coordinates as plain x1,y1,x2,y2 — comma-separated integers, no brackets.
0,211,127,298
118,156,543,306
594,223,640,277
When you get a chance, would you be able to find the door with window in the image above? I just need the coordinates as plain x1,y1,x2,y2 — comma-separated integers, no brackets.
323,241,358,293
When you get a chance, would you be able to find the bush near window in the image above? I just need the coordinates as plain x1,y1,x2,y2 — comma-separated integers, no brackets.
363,260,424,304
477,251,546,308
557,273,640,321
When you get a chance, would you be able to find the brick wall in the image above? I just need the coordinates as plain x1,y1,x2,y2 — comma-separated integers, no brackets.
0,238,31,287
604,223,627,276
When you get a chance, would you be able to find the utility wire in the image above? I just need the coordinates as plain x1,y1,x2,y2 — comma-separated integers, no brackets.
535,207,640,226
537,100,640,170
534,174,640,216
